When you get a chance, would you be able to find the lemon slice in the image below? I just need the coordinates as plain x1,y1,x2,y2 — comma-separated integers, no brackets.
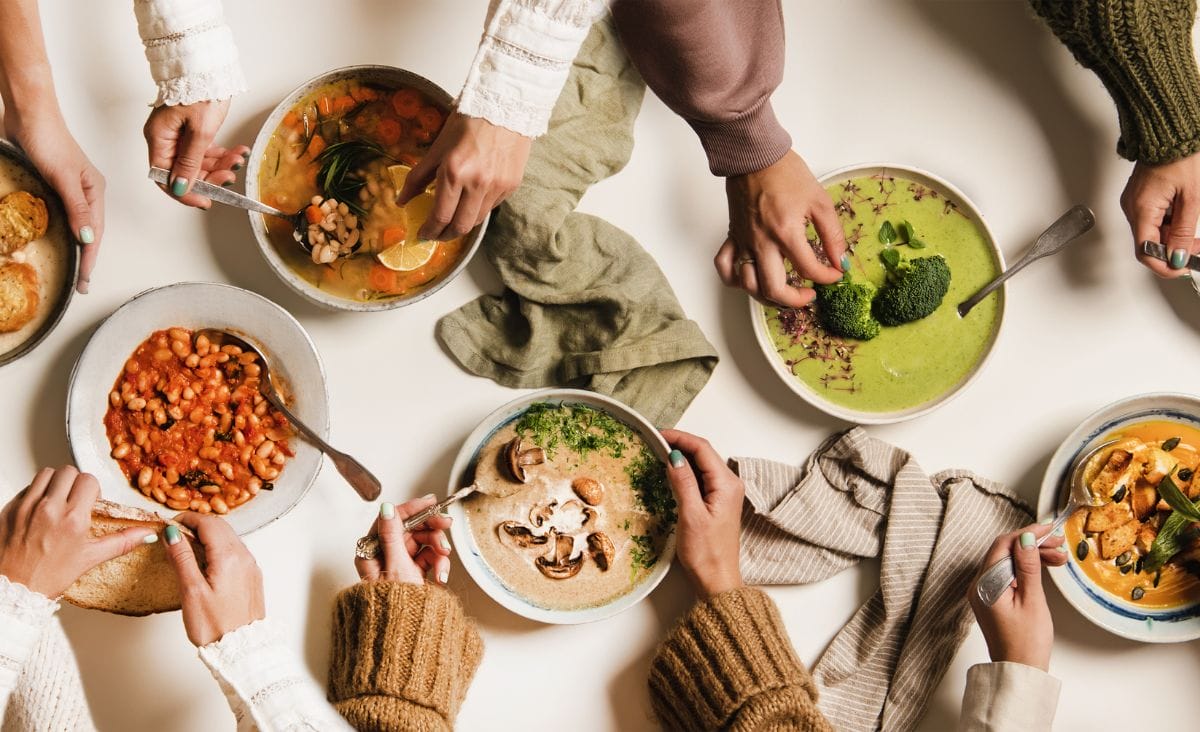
387,164,438,197
377,240,438,271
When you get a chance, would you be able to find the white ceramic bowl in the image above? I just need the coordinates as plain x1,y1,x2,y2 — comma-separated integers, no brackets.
66,282,329,535
1040,392,1200,643
245,65,486,312
748,162,1006,424
447,388,675,624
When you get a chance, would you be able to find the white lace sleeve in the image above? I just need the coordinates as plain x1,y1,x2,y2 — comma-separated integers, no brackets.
197,619,351,732
456,0,608,138
134,0,247,106
0,576,57,720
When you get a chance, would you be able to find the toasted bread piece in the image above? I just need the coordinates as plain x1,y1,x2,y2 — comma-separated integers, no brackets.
1136,523,1158,554
1085,500,1134,533
0,262,38,332
1132,482,1159,520
1100,520,1138,559
0,191,48,255
63,500,198,616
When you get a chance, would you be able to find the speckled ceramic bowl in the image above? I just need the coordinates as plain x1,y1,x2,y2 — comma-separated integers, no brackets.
66,282,329,535
0,138,78,367
447,389,676,625
245,65,486,312
1041,392,1200,643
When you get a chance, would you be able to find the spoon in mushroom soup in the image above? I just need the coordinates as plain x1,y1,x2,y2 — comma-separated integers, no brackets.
193,329,381,501
354,437,544,560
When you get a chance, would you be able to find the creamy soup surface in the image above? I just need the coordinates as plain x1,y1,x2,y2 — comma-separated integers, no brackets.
464,404,675,612
0,161,70,356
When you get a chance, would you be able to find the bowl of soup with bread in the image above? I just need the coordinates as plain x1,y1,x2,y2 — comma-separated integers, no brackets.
448,389,676,624
246,66,485,311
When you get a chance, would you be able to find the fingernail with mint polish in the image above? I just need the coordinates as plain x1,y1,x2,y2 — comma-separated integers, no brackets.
1039,516,1053,525
1053,525,1064,537
1019,531,1035,549
165,525,181,546
440,535,451,551
380,502,395,520
669,449,685,468
438,569,450,584
840,253,851,271
1170,248,1188,269
1056,544,1069,553
142,532,159,544
222,180,234,187
171,177,189,197
78,226,94,245
232,162,242,171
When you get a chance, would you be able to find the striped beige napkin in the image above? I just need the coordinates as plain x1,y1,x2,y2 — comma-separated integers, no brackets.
733,428,1032,732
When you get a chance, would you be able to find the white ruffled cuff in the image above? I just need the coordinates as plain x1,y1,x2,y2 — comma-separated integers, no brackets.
456,0,604,137
0,576,57,695
135,0,247,106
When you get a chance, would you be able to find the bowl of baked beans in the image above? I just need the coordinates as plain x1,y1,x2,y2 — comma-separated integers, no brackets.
67,282,329,535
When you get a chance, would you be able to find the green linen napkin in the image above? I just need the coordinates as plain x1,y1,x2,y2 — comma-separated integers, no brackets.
436,17,718,428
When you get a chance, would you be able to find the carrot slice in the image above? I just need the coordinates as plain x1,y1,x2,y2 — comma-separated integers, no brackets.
417,106,444,133
350,85,379,103
377,118,401,146
306,134,327,159
317,96,333,116
391,89,422,119
368,263,398,292
332,95,357,115
282,111,300,129
382,227,407,247
305,205,323,225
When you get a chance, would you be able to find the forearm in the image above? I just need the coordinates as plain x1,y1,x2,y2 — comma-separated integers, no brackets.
134,0,246,106
0,576,58,718
456,0,605,138
958,662,1060,732
612,0,792,176
0,0,61,123
1030,0,1200,163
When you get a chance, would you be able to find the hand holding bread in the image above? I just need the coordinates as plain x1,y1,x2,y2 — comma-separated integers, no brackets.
0,466,157,598
164,512,265,646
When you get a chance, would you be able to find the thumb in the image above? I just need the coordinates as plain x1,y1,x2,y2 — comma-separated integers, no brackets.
163,524,208,591
86,526,159,567
397,154,438,206
1012,531,1046,604
45,168,94,251
1165,190,1200,270
169,123,210,199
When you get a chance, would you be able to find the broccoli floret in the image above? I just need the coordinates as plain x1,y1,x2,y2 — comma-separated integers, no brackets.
872,254,951,326
815,280,881,341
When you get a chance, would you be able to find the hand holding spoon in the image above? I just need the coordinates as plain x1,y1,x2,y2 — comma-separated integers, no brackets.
195,329,381,501
957,205,1096,317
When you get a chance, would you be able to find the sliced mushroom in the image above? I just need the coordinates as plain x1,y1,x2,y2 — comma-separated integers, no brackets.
587,532,615,571
536,531,583,579
497,521,549,549
529,499,557,528
555,500,588,533
505,437,546,483
571,477,604,506
581,507,598,526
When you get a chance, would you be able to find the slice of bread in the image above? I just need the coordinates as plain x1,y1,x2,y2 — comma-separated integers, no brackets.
0,261,38,333
0,191,48,255
63,500,200,616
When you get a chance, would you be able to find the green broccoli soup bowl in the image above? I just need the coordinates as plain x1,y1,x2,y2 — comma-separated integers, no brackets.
749,163,1006,424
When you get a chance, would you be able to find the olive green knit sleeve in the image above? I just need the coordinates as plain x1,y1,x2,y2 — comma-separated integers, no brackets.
1030,0,1200,163
649,587,833,731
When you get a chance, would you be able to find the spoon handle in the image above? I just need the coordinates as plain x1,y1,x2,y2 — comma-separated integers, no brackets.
975,503,1074,606
148,167,290,220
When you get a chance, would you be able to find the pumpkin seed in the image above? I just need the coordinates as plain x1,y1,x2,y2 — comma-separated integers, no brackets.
1180,468,1194,482
1136,556,1145,573
1132,586,1145,601
1120,564,1133,575
1112,485,1127,502
1163,437,1182,451
1115,551,1132,566
1076,539,1089,560
1155,569,1162,588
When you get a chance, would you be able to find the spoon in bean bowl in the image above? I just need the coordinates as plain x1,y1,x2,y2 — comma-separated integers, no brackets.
195,328,382,502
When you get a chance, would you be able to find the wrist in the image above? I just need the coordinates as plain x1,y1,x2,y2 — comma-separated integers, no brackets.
696,571,744,600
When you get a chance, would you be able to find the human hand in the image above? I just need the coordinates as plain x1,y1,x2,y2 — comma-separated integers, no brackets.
0,466,157,598
716,150,847,308
164,512,264,646
144,100,248,209
660,430,745,599
1121,154,1200,276
5,110,104,293
398,111,530,241
967,524,1068,672
355,498,453,585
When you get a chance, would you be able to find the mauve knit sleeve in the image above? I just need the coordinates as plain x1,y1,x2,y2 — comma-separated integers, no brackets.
611,0,792,177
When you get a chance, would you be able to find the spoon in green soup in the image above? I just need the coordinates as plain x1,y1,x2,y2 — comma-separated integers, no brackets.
975,438,1116,606
957,205,1095,317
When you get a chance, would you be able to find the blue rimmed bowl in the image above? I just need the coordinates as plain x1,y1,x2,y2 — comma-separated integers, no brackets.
1041,392,1200,642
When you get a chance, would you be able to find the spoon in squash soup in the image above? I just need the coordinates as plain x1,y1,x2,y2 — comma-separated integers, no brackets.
194,328,382,501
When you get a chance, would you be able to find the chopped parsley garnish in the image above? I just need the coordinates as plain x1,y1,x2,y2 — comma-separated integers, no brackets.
514,402,628,461
630,534,658,572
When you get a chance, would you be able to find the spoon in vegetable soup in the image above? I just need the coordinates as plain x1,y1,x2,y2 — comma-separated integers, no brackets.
194,328,382,501
975,438,1117,606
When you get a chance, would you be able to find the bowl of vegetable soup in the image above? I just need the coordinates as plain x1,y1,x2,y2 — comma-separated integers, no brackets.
246,66,486,311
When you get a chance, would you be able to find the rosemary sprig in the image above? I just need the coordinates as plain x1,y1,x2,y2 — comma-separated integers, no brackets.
314,140,394,218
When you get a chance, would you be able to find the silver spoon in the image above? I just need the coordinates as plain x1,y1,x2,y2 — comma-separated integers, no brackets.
957,205,1096,317
195,328,382,502
354,484,478,560
974,438,1116,606
148,167,315,251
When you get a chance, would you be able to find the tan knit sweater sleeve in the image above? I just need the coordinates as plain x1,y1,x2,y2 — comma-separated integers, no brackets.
328,582,483,732
649,587,832,732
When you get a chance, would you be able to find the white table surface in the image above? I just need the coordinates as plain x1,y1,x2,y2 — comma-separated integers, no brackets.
5,1,1200,730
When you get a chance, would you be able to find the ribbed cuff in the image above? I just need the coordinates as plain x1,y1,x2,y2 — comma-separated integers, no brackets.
329,582,482,730
959,662,1061,732
0,576,57,695
689,99,793,177
649,587,822,730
